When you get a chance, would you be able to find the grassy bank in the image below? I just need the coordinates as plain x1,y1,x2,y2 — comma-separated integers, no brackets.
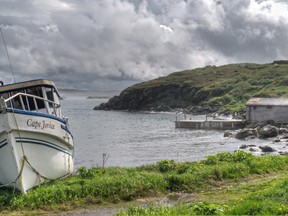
0,151,288,215
96,63,288,112
117,173,288,215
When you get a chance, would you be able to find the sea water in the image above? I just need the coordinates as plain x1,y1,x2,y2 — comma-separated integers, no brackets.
61,96,272,168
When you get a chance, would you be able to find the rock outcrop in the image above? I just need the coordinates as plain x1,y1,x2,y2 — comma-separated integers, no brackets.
94,83,223,114
94,84,182,111
235,129,258,140
234,121,288,154
258,125,279,139
94,63,288,114
259,146,276,152
234,120,287,140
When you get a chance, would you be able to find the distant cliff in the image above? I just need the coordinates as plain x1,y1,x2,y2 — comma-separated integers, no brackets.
94,63,288,114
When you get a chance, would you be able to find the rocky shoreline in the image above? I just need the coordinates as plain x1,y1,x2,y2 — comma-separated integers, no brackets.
95,97,286,156
95,102,245,120
225,120,288,156
94,63,288,117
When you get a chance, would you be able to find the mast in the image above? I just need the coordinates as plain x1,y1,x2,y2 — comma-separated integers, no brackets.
0,27,16,83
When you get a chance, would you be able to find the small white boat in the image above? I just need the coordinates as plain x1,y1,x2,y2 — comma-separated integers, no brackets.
0,79,74,193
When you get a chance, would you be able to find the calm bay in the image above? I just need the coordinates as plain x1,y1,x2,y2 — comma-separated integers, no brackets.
61,96,271,169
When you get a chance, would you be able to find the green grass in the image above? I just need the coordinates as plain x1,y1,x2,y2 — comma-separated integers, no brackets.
0,151,288,214
227,178,288,215
0,168,167,211
117,172,288,215
116,202,227,216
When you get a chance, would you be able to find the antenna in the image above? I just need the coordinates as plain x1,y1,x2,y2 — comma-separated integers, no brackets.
0,27,16,83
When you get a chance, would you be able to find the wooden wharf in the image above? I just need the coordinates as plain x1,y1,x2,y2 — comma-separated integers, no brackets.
175,119,245,130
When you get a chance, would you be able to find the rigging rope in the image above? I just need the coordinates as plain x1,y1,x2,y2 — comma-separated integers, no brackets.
0,27,16,83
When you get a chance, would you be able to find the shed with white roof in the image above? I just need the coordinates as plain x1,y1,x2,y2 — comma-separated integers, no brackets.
246,97,288,123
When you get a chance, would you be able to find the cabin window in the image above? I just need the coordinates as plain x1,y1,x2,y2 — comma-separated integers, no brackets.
26,87,45,110
13,97,22,109
0,85,58,113
253,106,257,110
45,87,55,108
11,91,25,109
46,88,54,101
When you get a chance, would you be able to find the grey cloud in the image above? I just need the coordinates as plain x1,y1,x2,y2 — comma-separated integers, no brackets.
0,0,288,90
194,0,288,62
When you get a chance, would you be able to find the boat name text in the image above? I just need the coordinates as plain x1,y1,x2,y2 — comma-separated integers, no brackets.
27,119,55,130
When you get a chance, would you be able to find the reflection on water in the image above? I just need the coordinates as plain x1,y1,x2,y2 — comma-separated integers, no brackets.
61,97,270,168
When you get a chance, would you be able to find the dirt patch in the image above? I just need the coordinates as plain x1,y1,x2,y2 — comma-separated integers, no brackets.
50,206,123,216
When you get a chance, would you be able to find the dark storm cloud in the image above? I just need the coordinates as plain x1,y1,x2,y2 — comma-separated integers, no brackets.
0,0,288,90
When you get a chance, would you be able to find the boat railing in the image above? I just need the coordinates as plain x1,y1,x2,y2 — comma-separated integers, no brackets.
3,92,61,117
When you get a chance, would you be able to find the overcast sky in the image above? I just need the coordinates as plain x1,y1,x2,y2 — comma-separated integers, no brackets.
0,0,287,91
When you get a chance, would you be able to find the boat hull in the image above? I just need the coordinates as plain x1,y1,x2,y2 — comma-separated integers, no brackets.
0,109,74,193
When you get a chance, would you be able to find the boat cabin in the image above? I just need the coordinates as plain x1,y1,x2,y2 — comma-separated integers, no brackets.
0,80,61,117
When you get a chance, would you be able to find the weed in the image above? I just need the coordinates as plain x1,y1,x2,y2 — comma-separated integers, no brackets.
156,160,177,173
116,202,227,215
77,167,105,178
227,179,288,215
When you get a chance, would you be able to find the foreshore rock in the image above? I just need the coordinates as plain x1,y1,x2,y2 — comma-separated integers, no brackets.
233,120,288,155
235,129,257,140
259,146,276,152
234,120,285,141
258,125,279,139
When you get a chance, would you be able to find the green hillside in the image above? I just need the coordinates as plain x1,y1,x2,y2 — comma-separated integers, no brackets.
95,63,288,113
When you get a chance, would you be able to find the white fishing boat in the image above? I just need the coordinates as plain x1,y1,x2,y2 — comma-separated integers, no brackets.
0,79,74,193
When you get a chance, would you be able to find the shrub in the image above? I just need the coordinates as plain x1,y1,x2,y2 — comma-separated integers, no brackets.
76,167,104,178
165,175,186,191
156,160,177,173
203,151,253,165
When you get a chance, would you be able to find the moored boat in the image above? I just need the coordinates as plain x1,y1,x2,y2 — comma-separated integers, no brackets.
0,79,74,193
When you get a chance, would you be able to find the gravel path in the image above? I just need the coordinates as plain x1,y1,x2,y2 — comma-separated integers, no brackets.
45,195,187,216
47,198,157,216
53,206,123,216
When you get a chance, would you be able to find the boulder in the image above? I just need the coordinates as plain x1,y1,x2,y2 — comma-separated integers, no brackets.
234,121,288,141
235,129,257,140
239,144,248,149
258,125,279,139
259,146,276,152
239,144,256,149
